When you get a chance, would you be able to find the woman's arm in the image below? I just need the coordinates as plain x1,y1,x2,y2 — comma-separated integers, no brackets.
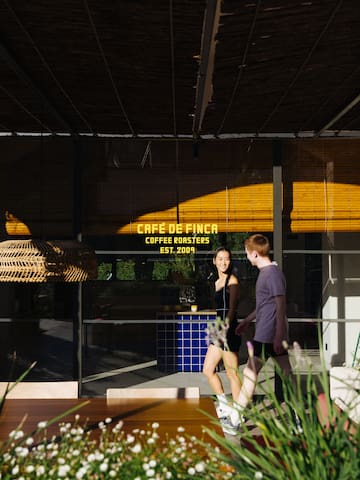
226,275,240,322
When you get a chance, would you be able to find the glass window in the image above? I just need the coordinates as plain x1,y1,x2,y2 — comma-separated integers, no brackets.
282,140,360,365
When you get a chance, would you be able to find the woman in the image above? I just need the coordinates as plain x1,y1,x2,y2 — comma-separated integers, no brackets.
203,246,242,425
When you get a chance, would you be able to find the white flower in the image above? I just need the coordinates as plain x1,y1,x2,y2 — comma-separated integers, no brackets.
205,317,229,348
15,446,29,457
131,443,142,453
36,465,45,476
151,422,159,429
195,462,205,472
188,466,196,475
37,421,47,429
26,465,35,473
149,459,157,468
9,429,24,440
58,464,70,477
126,434,135,443
291,341,309,370
105,417,112,424
76,467,87,479
11,465,19,476
147,438,155,444
100,463,108,472
146,469,155,477
26,437,34,446
254,472,263,479
177,426,185,432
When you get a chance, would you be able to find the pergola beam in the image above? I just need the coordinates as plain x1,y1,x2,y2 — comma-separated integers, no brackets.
315,91,360,136
2,130,360,139
192,0,221,136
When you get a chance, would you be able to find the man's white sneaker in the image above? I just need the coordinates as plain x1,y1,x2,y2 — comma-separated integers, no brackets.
229,405,245,426
220,417,240,436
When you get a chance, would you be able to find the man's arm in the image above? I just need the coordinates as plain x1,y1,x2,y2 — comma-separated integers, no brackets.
235,309,256,335
273,295,288,354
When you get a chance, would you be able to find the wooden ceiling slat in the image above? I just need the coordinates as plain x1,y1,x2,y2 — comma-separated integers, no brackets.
0,1,358,136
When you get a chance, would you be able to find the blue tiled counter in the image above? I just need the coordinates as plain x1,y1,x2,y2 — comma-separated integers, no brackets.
156,311,216,372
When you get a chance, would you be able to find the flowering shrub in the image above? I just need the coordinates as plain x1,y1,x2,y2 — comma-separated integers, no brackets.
0,416,235,480
1,342,359,479
205,342,360,480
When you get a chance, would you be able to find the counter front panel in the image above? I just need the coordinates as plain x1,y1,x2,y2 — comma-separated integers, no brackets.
156,311,216,372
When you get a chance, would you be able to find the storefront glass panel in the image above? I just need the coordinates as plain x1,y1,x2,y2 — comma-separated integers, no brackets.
1,138,359,392
81,140,273,392
282,140,360,366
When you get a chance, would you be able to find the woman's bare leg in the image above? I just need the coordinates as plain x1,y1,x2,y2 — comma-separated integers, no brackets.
202,344,224,394
222,350,242,401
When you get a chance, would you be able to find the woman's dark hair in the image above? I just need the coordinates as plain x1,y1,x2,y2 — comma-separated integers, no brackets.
213,246,233,274
213,246,232,260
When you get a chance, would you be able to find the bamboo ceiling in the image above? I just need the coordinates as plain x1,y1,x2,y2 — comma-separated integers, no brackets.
0,1,359,139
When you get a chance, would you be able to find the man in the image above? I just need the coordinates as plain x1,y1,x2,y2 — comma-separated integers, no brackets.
225,234,291,433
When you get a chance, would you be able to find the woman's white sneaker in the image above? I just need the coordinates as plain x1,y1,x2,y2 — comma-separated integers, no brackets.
215,402,231,419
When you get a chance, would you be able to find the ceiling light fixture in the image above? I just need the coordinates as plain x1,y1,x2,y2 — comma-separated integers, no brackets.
0,239,98,282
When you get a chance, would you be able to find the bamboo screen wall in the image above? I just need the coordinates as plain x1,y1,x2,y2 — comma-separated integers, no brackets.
1,138,360,237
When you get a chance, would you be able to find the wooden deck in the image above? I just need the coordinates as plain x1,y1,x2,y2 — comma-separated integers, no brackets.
0,397,223,444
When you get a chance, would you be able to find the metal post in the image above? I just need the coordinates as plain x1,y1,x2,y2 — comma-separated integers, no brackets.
272,139,283,402
272,140,283,270
72,138,83,397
